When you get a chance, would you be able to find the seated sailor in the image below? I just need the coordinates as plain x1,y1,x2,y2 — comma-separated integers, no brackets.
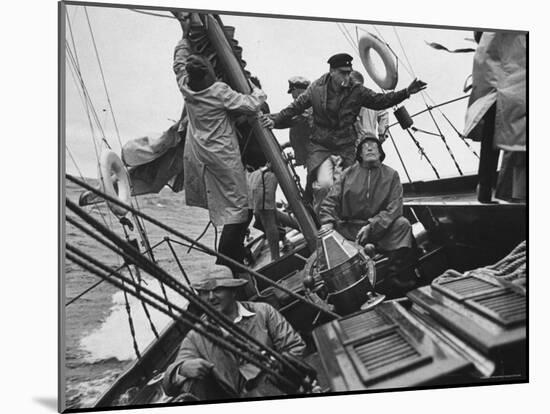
318,136,416,293
162,265,306,401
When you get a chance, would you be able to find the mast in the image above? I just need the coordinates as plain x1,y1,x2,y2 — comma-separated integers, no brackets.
200,14,318,252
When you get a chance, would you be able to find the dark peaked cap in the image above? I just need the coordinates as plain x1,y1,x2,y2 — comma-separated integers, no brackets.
327,53,353,69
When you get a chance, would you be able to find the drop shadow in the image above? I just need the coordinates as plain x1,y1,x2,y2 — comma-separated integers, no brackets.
33,397,58,412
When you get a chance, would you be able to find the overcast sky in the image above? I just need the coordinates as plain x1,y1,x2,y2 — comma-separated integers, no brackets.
64,3,485,184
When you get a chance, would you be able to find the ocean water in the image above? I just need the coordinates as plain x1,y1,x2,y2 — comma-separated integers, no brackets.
64,180,218,409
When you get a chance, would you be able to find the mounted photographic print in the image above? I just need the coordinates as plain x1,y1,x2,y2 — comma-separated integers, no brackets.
60,0,527,412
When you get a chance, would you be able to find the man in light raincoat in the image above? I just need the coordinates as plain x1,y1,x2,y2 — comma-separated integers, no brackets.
173,15,267,271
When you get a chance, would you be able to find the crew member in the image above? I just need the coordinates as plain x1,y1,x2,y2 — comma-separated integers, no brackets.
173,14,266,272
262,53,426,213
162,265,306,400
350,70,389,144
318,136,416,294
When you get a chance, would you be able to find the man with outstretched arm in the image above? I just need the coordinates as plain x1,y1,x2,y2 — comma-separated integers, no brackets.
261,53,426,213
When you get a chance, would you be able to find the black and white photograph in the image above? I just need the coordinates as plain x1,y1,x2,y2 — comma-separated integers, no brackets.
57,0,529,412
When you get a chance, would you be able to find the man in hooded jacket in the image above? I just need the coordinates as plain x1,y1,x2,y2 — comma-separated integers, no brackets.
318,136,416,293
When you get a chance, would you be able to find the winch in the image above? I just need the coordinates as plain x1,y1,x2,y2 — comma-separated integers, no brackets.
304,228,385,315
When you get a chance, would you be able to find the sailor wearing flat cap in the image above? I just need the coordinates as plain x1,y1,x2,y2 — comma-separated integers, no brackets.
262,51,427,215
163,265,305,400
327,52,354,69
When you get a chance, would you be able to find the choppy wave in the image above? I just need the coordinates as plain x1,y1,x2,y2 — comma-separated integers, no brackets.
80,279,188,363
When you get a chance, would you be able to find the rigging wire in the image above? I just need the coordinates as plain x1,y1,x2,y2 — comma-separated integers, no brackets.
341,23,358,50
390,27,463,175
84,7,124,149
121,223,162,337
386,130,412,183
66,7,176,348
336,23,358,53
65,45,102,161
85,8,158,285
121,280,142,359
383,25,478,158
127,8,176,19
126,264,160,339
64,31,109,143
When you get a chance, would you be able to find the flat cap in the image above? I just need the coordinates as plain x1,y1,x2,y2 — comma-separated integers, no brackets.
191,265,248,291
287,76,310,93
327,53,353,69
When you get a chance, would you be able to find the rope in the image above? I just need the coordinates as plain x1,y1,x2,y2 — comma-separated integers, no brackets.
405,129,440,179
127,264,160,339
433,106,479,159
187,220,213,254
66,247,299,390
386,129,412,183
127,198,173,317
121,280,141,359
67,174,339,320
66,203,312,379
121,223,161,338
163,238,211,256
165,238,192,286
425,107,463,175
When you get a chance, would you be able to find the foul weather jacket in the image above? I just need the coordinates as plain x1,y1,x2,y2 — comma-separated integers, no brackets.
173,38,267,226
318,161,411,250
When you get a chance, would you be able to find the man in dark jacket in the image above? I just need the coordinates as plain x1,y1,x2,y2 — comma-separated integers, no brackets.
262,53,426,212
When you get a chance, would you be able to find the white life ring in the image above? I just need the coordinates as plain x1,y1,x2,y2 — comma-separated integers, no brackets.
99,150,132,218
358,33,398,90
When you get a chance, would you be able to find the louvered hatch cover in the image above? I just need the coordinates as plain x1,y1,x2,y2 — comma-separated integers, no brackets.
346,328,432,385
466,290,526,327
340,308,391,343
433,274,502,301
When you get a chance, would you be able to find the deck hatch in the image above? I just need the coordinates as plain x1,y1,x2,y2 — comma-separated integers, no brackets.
346,328,432,384
466,290,526,327
433,275,502,301
339,309,392,342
